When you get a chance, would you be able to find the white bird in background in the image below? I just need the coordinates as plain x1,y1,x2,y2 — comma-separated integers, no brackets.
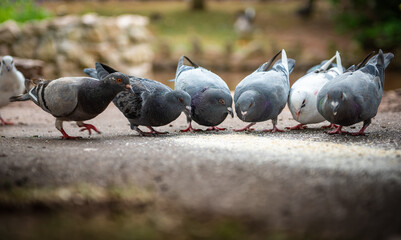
234,7,256,39
287,51,343,130
0,55,25,125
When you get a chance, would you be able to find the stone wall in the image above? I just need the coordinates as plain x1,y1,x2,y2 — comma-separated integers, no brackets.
0,13,154,78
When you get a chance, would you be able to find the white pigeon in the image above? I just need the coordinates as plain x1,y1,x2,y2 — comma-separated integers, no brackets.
0,56,25,125
287,51,343,130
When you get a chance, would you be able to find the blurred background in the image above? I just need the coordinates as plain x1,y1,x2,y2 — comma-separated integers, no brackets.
0,0,400,89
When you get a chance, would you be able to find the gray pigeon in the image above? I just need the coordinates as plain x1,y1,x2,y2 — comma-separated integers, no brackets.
234,49,295,132
84,63,192,136
10,63,131,139
174,55,233,132
0,56,25,125
317,50,394,135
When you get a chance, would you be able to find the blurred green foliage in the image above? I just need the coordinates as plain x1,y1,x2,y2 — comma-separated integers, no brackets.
331,0,401,50
0,0,51,24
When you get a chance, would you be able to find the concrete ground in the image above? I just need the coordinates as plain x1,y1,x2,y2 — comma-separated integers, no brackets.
1,101,401,239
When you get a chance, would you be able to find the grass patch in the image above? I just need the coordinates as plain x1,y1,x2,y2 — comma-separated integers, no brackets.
0,0,51,24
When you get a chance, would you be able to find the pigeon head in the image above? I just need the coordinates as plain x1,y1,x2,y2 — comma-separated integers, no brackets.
289,90,313,121
193,88,233,126
102,72,132,91
1,56,15,72
320,88,359,125
235,90,263,121
166,90,192,117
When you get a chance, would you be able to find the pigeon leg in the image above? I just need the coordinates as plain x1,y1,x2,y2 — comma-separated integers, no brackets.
321,123,338,129
327,125,348,135
147,126,168,134
77,121,101,135
286,123,307,130
206,126,226,131
181,121,202,132
0,115,14,125
55,120,81,140
263,119,284,133
349,119,371,136
234,122,256,132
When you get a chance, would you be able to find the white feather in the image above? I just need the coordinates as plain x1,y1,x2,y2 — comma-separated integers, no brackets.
336,51,343,74
281,49,288,74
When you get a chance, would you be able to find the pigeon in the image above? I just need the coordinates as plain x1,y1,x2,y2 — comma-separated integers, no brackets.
317,50,394,135
0,56,25,125
10,63,132,139
84,63,192,136
173,55,233,132
234,49,295,132
287,51,343,130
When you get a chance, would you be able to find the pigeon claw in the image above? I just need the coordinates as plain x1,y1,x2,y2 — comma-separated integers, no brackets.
286,124,307,130
206,126,226,131
181,123,202,132
327,125,348,135
0,117,14,125
79,124,101,135
136,126,169,136
59,128,82,140
321,123,339,129
263,126,285,133
234,123,256,132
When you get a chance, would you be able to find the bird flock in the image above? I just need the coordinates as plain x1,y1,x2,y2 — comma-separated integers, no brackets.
0,48,393,139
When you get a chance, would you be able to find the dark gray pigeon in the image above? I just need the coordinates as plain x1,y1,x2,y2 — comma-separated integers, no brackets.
234,49,295,132
10,63,131,139
173,55,233,132
84,63,191,136
317,50,394,135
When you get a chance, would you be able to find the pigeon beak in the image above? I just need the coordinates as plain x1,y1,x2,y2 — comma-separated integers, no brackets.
6,66,11,72
125,84,132,90
184,106,192,120
185,106,191,114
296,110,300,121
227,107,234,118
331,101,339,116
241,111,247,121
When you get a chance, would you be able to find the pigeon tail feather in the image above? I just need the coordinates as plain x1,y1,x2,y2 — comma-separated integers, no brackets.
336,51,343,74
84,68,98,79
259,50,282,72
281,49,289,74
9,93,30,102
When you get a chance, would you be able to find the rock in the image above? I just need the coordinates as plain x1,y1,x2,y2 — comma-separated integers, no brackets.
0,20,21,44
36,34,58,62
13,57,44,80
121,44,154,65
0,44,10,56
48,15,80,30
81,13,99,26
116,15,148,29
12,38,38,59
128,26,152,43
120,62,153,78
0,14,153,78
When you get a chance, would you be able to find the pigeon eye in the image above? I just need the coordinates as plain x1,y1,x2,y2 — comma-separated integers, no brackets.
178,97,183,103
302,99,306,105
219,99,225,105
327,93,330,99
249,102,253,108
116,78,122,83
